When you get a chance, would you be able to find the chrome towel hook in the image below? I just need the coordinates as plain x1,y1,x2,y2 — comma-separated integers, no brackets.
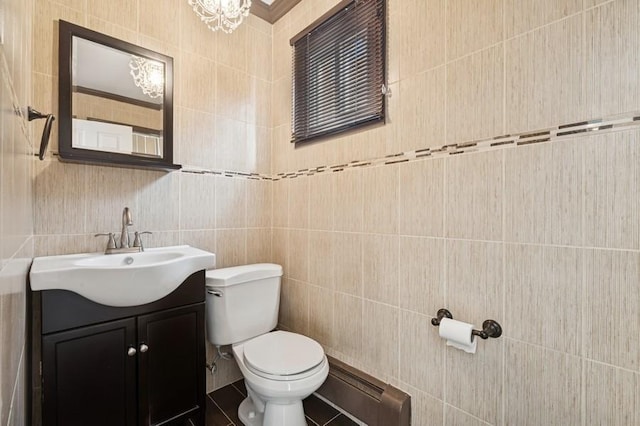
27,106,55,160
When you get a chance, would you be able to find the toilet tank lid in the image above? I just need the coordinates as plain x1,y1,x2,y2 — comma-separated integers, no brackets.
206,263,283,288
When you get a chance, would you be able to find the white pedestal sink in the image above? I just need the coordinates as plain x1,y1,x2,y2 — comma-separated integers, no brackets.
30,245,215,307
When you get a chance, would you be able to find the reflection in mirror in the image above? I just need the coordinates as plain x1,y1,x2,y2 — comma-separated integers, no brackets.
72,37,164,157
59,20,178,170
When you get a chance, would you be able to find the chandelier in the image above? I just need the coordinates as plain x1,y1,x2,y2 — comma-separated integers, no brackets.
188,0,252,34
129,56,164,99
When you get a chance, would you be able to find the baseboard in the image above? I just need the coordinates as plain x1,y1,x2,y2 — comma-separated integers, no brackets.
316,356,411,426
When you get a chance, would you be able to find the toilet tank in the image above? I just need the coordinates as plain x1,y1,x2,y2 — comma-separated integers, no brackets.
205,263,283,346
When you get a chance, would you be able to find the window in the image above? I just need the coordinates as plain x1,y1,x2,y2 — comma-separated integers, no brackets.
290,0,386,144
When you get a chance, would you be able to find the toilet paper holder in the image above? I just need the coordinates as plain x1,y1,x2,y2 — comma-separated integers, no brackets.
431,308,502,340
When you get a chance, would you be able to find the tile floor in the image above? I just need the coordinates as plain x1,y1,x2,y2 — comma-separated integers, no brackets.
207,380,358,426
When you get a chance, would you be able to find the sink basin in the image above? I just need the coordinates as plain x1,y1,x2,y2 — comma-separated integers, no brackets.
73,251,183,267
30,245,215,307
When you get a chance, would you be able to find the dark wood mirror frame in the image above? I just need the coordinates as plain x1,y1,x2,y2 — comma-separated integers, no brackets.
58,20,180,171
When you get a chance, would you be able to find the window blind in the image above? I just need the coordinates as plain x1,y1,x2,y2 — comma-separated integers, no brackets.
290,0,386,144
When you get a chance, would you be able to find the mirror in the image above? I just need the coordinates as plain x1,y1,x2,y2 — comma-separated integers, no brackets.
58,20,179,170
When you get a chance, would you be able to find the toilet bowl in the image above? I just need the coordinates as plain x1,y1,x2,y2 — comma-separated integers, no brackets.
205,264,329,426
232,331,329,426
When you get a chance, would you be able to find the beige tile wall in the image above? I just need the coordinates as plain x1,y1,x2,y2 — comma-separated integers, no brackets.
19,0,640,424
29,0,273,394
1,0,35,425
272,0,640,425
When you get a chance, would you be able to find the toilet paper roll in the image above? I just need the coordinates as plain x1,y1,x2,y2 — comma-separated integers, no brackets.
438,317,477,354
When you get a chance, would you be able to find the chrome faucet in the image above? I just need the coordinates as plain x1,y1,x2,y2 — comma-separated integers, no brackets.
120,207,133,248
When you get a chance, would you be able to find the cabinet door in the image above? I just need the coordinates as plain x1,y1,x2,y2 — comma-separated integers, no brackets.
42,318,137,426
137,304,205,426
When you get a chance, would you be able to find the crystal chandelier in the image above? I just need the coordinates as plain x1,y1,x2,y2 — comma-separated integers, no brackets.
129,56,164,99
188,0,252,34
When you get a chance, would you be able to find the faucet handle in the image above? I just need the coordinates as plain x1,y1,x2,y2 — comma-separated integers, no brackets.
133,231,152,250
95,233,117,249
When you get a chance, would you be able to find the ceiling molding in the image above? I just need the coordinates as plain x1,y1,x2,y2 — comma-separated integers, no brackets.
250,0,303,24
250,1,272,22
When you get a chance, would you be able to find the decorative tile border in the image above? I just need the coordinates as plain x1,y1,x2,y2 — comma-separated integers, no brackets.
181,111,640,181
180,167,275,181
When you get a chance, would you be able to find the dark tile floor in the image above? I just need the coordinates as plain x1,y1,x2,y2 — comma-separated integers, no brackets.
206,379,358,426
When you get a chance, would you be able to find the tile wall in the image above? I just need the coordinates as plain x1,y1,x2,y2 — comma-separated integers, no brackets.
0,0,35,425
17,0,640,424
29,0,274,393
271,0,640,424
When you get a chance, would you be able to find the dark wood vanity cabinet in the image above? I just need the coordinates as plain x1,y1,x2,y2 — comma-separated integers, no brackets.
138,305,204,426
31,271,206,426
42,318,138,426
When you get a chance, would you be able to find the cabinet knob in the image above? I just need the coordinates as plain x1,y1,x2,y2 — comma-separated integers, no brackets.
127,346,137,357
139,344,149,353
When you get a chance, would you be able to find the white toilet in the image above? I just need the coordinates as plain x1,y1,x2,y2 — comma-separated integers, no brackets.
205,263,329,426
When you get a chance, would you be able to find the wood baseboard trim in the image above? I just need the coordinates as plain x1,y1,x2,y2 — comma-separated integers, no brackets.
316,356,411,426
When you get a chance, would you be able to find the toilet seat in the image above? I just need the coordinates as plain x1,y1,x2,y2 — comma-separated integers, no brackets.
242,331,325,381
